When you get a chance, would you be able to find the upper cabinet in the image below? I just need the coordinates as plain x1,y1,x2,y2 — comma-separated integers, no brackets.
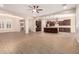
59,19,71,26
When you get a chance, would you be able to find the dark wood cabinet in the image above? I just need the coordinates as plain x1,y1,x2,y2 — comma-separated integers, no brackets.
46,21,55,27
59,19,71,26
44,19,71,33
36,20,41,32
44,28,58,33
59,28,70,32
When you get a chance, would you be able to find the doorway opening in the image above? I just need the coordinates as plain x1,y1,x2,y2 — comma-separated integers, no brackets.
36,20,41,32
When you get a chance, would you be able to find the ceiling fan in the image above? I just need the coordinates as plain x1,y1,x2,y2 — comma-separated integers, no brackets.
27,5,43,13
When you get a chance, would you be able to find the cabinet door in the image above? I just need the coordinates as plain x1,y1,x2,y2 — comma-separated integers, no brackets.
59,28,70,32
59,19,71,26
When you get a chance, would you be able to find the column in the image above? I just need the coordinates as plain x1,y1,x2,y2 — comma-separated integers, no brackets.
41,19,46,32
25,18,29,34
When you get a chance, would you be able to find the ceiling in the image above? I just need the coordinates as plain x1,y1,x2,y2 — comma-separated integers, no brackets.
0,4,76,17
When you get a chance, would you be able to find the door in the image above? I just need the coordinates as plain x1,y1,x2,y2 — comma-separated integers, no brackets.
36,20,41,32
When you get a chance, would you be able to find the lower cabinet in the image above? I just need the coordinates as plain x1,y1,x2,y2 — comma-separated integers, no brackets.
44,27,71,33
44,28,58,33
59,28,71,32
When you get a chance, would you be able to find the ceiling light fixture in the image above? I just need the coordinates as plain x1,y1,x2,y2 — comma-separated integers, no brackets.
32,9,37,12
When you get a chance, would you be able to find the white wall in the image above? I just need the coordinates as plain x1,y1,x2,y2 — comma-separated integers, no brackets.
41,17,47,32
75,5,79,42
0,15,21,33
71,15,76,33
76,5,79,33
0,9,23,33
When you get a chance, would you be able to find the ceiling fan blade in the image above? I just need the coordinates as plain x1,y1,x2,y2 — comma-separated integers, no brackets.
33,5,36,9
36,11,39,13
27,9,33,10
36,6,39,8
62,4,67,6
37,9,43,11
28,5,33,8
